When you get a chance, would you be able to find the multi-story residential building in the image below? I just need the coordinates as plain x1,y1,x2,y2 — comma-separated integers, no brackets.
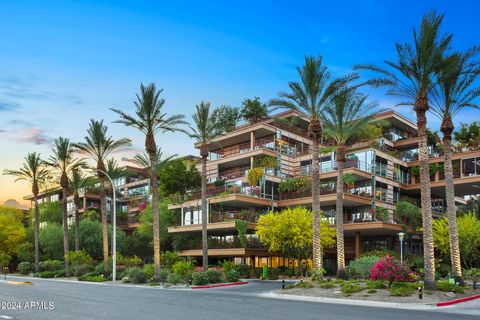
167,109,480,271
23,165,151,234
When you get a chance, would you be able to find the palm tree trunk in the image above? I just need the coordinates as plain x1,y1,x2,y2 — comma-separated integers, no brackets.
99,178,109,275
201,153,208,271
311,135,323,271
33,193,40,273
74,194,80,251
443,135,463,285
336,159,346,277
62,186,70,277
415,104,435,290
149,151,161,281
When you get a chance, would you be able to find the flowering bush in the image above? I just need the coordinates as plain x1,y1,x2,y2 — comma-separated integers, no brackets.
370,255,413,288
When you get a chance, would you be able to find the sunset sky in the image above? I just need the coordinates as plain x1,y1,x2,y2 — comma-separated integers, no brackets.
1,0,479,206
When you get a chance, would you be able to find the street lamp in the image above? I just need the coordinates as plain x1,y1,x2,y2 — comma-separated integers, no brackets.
83,166,117,282
397,232,406,265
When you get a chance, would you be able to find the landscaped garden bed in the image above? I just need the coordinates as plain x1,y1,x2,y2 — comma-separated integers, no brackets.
278,279,479,304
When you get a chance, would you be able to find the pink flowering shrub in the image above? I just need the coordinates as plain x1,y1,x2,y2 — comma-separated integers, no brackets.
370,255,414,288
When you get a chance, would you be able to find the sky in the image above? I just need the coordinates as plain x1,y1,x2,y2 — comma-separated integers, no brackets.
1,0,480,206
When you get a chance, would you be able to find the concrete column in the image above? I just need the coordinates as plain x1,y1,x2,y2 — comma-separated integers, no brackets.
355,232,362,259
250,131,255,150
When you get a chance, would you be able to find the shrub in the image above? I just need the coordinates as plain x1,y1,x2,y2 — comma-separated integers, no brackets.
234,264,249,277
143,264,154,278
17,262,33,275
294,281,313,289
66,250,93,268
347,255,381,279
55,269,66,278
268,268,279,280
120,256,142,268
35,271,56,278
370,256,413,288
166,273,183,285
78,274,106,282
311,268,326,281
366,280,387,289
172,260,194,278
161,251,181,270
40,260,63,272
466,268,480,282
159,270,170,283
206,270,223,284
222,260,236,273
225,270,240,283
436,281,465,294
192,272,209,285
389,282,416,296
124,267,148,284
341,282,364,295
16,242,34,263
367,289,377,294
73,264,94,277
319,282,336,289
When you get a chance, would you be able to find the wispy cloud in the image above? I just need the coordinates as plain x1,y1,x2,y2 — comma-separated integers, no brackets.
0,101,21,111
0,127,52,145
0,68,83,106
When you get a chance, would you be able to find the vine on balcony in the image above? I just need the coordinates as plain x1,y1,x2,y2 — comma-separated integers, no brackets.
235,220,247,248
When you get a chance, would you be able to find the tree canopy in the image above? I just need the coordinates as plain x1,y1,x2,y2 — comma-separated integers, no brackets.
433,212,480,269
454,121,480,151
255,207,335,261
210,105,240,133
158,158,201,199
0,206,27,258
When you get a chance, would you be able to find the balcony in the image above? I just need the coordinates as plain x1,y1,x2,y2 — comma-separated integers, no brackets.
174,236,266,251
300,159,374,176
209,210,260,223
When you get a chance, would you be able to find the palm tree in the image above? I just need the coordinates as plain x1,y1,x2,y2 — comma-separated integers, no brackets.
125,147,176,174
4,153,50,272
188,102,220,271
74,120,131,275
430,48,480,285
46,137,84,277
269,55,357,272
354,12,452,289
69,168,95,251
111,83,187,280
321,89,378,279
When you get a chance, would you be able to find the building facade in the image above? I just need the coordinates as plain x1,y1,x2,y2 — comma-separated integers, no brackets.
167,110,480,271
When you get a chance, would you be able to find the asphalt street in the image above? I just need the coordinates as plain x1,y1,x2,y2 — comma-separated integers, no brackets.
0,276,478,320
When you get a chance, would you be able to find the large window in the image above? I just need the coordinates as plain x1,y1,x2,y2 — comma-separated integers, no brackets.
462,157,480,177
183,208,202,225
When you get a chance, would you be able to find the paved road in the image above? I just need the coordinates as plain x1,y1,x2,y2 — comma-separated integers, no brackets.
0,277,478,320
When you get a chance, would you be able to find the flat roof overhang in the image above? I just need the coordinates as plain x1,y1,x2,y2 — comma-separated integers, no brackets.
167,221,256,234
402,175,480,197
278,193,374,208
342,221,415,236
168,194,275,210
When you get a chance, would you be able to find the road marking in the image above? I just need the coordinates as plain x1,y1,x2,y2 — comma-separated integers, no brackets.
0,315,13,319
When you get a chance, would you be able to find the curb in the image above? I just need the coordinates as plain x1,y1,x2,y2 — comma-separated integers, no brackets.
192,281,248,289
437,294,480,307
6,281,33,285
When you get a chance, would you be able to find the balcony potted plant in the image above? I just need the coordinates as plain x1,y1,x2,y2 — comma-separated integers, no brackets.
343,173,356,191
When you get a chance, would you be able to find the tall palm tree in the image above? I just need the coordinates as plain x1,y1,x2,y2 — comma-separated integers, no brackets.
46,137,84,277
69,168,95,251
111,83,187,280
430,48,480,285
4,153,50,272
321,89,378,279
74,120,131,275
126,147,176,174
354,12,452,289
269,55,357,272
188,102,220,271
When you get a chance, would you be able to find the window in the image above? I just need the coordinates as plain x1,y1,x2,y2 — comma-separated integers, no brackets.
183,208,202,225
462,157,480,177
